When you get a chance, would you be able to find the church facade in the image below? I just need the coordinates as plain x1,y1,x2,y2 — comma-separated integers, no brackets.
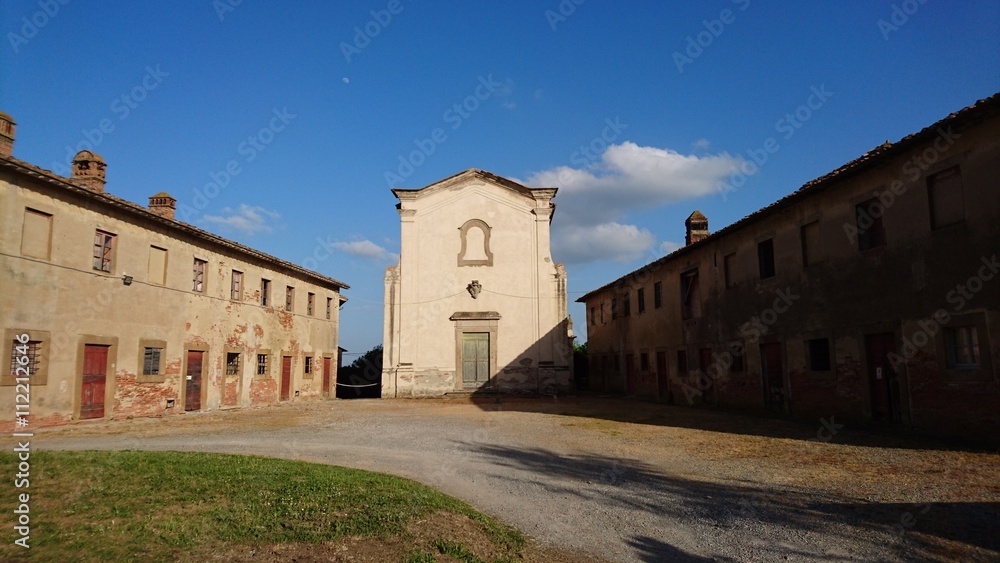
381,169,574,397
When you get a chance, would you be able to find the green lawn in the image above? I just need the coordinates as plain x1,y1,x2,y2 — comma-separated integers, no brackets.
0,450,524,562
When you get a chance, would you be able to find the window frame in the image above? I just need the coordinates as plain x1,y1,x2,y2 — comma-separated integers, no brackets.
93,229,116,273
855,198,886,251
3,329,51,386
225,352,242,376
807,338,832,372
261,279,271,306
231,270,243,301
637,287,646,314
680,268,700,320
21,207,53,260
653,281,663,309
307,292,315,316
193,258,207,293
927,165,965,230
944,326,980,370
285,286,295,312
137,338,167,383
255,351,271,379
757,238,775,279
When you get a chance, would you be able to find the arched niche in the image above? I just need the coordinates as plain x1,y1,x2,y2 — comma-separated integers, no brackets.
457,219,493,266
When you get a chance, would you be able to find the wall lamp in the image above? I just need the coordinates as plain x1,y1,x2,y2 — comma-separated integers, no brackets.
122,273,133,286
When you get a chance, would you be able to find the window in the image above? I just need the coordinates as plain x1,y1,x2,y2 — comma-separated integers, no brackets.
640,352,649,371
21,208,52,260
680,269,700,320
729,342,745,372
808,338,832,371
231,270,243,301
256,353,269,376
758,239,775,279
3,329,50,386
590,306,596,326
93,230,115,272
226,352,241,375
623,292,631,316
148,246,167,285
944,327,980,369
724,253,735,288
637,288,646,314
677,350,688,375
855,198,886,250
600,303,605,324
304,356,314,375
799,222,819,267
261,279,271,306
285,286,295,312
928,166,964,229
10,340,41,379
142,347,162,376
326,297,333,320
653,281,663,309
307,292,315,316
611,298,618,320
193,258,207,292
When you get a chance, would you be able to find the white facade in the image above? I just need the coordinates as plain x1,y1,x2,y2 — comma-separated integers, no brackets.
382,169,574,397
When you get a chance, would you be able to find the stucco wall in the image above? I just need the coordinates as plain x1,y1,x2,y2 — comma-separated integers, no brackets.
0,167,344,427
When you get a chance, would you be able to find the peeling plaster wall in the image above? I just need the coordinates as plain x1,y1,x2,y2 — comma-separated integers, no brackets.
0,165,345,428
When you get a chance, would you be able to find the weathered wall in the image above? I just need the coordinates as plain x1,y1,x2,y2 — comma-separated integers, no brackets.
583,102,1000,438
0,162,345,428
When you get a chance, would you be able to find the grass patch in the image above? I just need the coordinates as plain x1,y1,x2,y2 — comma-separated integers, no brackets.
0,450,524,562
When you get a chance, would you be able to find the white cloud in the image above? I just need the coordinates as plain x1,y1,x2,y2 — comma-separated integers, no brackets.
555,222,656,264
333,239,398,262
201,204,280,236
521,142,744,264
659,240,682,255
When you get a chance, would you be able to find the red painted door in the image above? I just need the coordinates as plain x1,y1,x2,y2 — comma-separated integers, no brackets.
281,356,292,401
656,351,669,401
761,343,785,413
625,353,636,395
866,333,900,422
699,348,713,403
322,357,332,398
185,350,203,411
80,345,108,419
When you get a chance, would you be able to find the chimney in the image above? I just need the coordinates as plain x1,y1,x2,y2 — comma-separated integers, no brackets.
148,192,177,220
685,210,709,246
0,111,15,158
71,150,107,192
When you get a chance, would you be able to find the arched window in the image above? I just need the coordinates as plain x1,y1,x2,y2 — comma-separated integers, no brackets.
457,219,493,266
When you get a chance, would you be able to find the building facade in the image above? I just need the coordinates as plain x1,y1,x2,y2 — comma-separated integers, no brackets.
1,111,349,429
580,94,1000,438
382,169,574,397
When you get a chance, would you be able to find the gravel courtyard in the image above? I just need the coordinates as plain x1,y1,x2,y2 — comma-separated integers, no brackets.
30,396,1000,562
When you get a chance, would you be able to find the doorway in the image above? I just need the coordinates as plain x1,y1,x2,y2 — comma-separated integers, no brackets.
281,356,292,401
866,333,901,422
80,344,109,419
185,350,203,411
462,332,490,387
760,342,785,414
322,356,332,398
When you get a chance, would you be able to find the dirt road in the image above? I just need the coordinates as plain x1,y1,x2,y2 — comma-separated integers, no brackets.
29,397,1000,562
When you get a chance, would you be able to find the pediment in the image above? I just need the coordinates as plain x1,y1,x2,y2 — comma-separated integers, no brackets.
392,169,556,203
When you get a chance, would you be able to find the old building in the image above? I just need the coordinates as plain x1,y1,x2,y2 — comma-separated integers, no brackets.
382,169,574,396
579,94,1000,437
1,110,349,428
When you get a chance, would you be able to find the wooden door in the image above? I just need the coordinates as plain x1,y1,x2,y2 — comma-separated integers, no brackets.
281,356,292,401
185,350,203,411
656,351,669,401
760,343,785,413
866,333,900,422
698,348,713,403
625,353,636,395
80,345,109,419
462,333,490,387
322,357,332,397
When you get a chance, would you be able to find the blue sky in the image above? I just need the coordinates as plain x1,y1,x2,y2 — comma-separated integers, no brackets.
2,0,998,356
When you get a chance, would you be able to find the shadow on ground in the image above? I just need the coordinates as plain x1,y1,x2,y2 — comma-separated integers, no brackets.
465,394,998,452
458,441,1000,562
